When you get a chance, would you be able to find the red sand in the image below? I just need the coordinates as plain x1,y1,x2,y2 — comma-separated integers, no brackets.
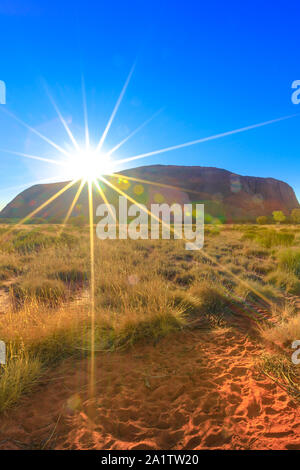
0,326,299,450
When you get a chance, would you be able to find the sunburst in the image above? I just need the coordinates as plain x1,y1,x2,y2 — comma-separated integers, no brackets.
0,64,298,401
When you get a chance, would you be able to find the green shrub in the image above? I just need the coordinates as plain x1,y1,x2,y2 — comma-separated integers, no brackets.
291,208,300,224
256,216,268,225
272,210,286,224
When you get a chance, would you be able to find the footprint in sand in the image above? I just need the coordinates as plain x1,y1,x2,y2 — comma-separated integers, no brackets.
247,399,262,419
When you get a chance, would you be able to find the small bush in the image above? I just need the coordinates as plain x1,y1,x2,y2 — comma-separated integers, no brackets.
260,303,300,348
257,231,295,248
11,231,56,254
49,268,89,284
0,263,22,280
0,347,42,412
243,229,295,248
105,309,186,349
250,260,274,275
189,282,231,314
157,266,179,281
244,247,270,259
234,280,277,304
70,215,87,227
169,290,202,317
241,231,256,241
267,270,300,295
175,273,195,286
256,216,268,225
11,278,67,308
278,248,300,277
291,208,300,224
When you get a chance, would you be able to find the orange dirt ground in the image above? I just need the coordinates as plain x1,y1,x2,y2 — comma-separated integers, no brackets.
0,325,299,450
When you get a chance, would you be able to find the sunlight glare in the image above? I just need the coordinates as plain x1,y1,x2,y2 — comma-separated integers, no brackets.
70,148,114,181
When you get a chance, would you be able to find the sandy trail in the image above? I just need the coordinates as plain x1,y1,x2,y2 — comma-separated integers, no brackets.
0,323,299,450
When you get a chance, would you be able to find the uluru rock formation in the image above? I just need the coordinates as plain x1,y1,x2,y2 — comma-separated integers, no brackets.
0,165,298,223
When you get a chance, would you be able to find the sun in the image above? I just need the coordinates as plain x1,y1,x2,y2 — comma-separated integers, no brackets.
68,148,114,182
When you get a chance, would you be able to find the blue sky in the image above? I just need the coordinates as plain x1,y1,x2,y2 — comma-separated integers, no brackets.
0,0,300,209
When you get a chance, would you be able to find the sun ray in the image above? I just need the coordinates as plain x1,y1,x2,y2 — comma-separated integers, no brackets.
106,108,164,157
110,172,209,197
44,84,80,151
0,149,67,167
0,107,72,157
81,76,90,150
100,175,273,307
115,114,299,165
95,64,135,153
93,178,117,223
88,180,96,401
59,179,86,235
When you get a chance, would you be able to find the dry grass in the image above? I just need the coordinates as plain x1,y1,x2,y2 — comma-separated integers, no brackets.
260,301,300,348
258,352,300,400
0,223,299,410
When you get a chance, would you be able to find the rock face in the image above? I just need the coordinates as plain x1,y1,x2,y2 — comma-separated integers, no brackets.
0,165,298,222
121,166,299,222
